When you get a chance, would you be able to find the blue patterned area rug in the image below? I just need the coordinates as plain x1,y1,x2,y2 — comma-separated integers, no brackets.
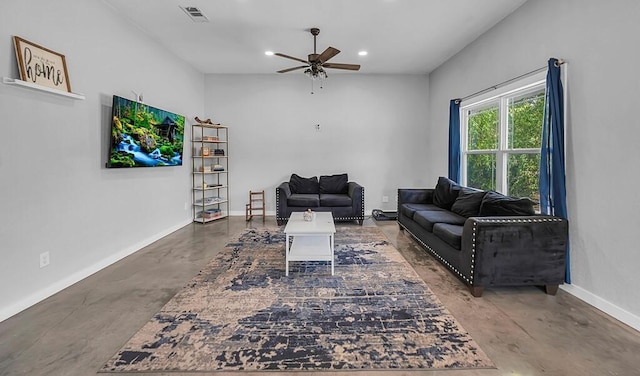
101,227,494,372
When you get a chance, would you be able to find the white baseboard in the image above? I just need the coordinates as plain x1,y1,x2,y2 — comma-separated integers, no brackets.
0,219,192,323
560,284,640,332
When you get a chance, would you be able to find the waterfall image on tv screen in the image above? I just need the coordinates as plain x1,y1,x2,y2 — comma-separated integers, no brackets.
108,95,185,168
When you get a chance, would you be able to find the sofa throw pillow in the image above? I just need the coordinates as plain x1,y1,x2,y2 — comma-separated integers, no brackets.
433,176,461,210
289,174,319,194
451,187,486,217
479,190,536,216
319,174,348,194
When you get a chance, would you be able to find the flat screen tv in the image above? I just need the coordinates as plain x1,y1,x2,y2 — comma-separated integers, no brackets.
107,95,185,168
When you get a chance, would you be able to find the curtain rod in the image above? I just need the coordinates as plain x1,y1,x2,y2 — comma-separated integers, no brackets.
455,59,565,104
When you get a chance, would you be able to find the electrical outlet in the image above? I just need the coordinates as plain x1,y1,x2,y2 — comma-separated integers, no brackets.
382,196,389,203
315,124,321,132
39,251,50,268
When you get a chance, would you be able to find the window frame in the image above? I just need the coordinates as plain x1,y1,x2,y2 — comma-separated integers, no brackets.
459,71,546,195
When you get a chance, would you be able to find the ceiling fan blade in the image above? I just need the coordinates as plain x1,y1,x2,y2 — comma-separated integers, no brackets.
274,52,309,64
323,63,361,71
317,47,340,63
277,65,308,73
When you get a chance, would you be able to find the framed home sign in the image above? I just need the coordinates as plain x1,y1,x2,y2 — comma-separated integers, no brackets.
13,36,72,93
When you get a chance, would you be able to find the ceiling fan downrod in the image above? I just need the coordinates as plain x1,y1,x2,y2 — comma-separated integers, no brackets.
309,28,320,63
311,28,320,55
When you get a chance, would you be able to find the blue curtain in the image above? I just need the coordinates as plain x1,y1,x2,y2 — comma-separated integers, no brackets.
448,99,461,183
539,57,570,283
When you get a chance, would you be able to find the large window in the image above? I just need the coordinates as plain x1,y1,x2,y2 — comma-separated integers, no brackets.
461,77,545,203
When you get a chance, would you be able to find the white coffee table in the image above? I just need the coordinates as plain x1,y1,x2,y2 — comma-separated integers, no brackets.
283,212,336,276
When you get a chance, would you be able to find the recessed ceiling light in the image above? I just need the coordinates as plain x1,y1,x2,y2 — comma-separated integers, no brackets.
358,51,368,56
265,51,274,56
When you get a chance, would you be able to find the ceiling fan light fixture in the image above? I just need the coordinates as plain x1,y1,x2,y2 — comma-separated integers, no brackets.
264,51,274,56
358,51,368,56
304,67,327,80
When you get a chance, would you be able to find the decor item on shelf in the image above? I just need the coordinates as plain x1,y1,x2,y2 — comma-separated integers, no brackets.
194,116,219,125
273,28,360,93
213,149,225,156
195,196,223,205
201,146,210,156
302,209,316,221
12,36,71,93
198,208,222,219
107,95,185,168
212,164,224,171
195,197,213,205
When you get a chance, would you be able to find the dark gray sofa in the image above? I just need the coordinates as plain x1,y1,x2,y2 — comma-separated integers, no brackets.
276,173,364,225
398,177,568,297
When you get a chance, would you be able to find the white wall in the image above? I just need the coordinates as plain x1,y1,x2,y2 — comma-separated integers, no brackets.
0,0,204,321
204,74,430,215
429,0,640,329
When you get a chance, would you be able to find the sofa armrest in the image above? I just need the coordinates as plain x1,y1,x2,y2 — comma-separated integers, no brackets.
347,182,365,219
276,182,291,222
347,181,363,198
277,181,292,197
461,215,568,288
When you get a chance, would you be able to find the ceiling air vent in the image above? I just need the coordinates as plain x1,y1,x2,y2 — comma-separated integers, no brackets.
180,6,209,22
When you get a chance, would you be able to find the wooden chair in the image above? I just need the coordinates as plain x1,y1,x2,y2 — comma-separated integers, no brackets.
245,190,265,222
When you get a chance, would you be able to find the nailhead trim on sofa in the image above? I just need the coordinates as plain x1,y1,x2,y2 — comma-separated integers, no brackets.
401,225,472,284
402,216,566,286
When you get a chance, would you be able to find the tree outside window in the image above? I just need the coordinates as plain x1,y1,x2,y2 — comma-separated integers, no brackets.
461,85,544,207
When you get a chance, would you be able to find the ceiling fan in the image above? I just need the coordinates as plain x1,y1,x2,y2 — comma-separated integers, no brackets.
275,28,361,79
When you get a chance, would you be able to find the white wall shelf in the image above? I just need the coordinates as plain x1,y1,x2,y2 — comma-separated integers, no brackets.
2,77,85,100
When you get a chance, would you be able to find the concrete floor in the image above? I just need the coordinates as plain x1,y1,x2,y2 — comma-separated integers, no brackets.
1,217,639,376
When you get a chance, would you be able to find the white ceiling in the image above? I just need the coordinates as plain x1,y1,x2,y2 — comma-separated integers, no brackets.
103,0,528,75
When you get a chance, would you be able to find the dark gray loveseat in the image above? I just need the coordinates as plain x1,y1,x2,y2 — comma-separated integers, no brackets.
398,177,568,297
276,173,364,225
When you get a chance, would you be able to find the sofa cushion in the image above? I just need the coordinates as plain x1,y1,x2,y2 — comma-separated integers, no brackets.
433,223,464,250
413,209,467,232
400,203,445,219
287,194,320,207
479,190,536,216
289,174,319,194
319,174,348,194
433,176,461,210
320,194,352,207
451,187,486,217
